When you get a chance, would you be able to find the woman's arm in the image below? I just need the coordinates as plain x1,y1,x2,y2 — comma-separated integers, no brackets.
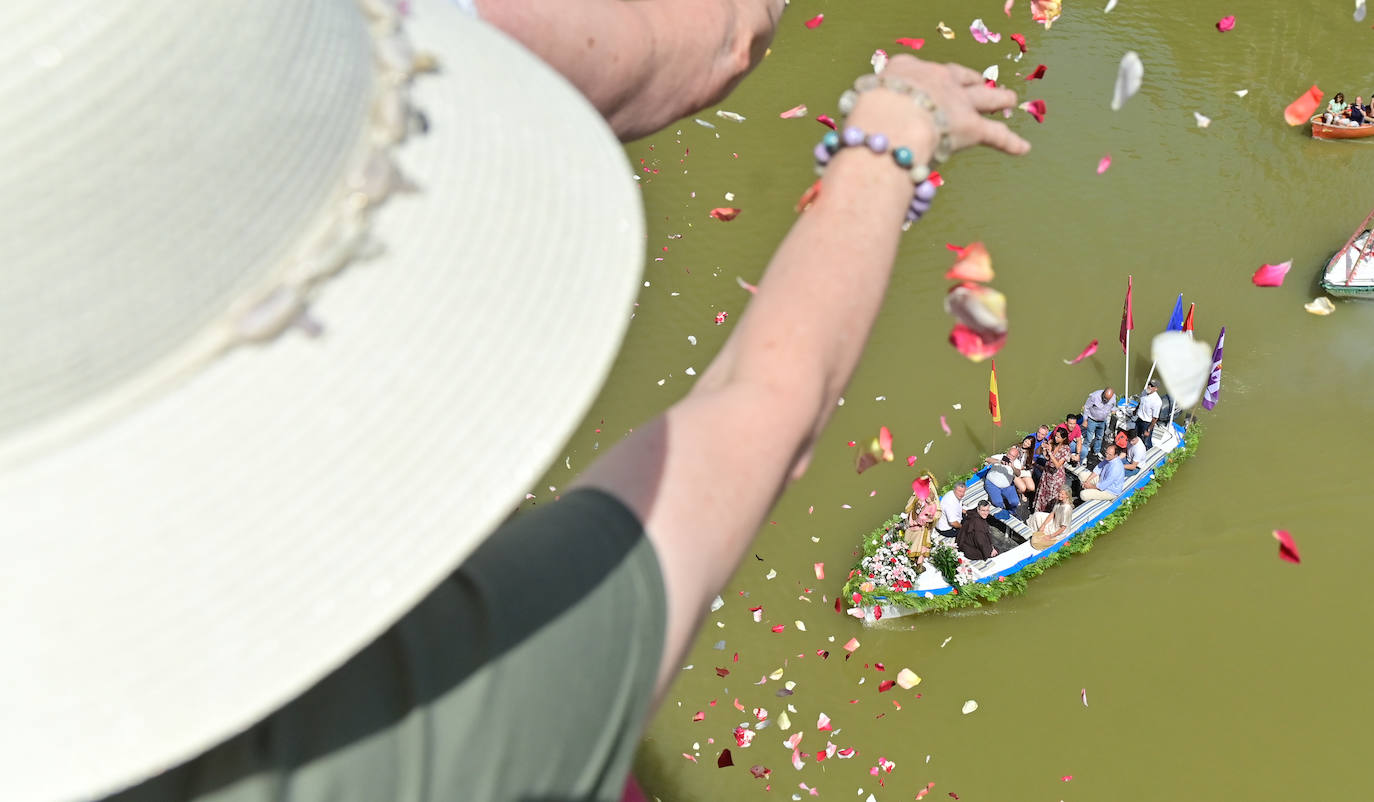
477,0,785,141
573,56,1030,701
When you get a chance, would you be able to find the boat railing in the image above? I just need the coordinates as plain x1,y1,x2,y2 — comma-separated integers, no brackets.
1338,207,1374,286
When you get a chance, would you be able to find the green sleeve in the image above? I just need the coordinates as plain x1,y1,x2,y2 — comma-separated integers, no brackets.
108,489,666,802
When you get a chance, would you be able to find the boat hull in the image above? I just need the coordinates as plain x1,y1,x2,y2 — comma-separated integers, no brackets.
1319,214,1374,298
1310,115,1374,140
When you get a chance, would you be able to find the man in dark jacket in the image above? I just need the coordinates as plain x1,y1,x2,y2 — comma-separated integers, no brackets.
957,499,1016,560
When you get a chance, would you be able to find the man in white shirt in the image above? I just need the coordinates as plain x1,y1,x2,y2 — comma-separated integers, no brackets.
1135,379,1163,448
1123,432,1147,476
934,481,968,537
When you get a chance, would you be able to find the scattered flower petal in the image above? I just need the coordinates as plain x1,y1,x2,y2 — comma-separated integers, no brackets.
896,37,926,49
714,311,728,325
814,562,825,580
1216,15,1236,32
923,440,934,454
937,21,955,39
736,276,758,294
693,710,706,721
906,455,918,467
750,765,771,779
843,637,861,653
940,415,951,436
1082,687,1089,706
1031,0,1062,28
1063,339,1099,364
1105,0,1119,11
970,18,1002,43
1252,260,1292,287
1234,89,1249,97
1359,0,1368,23
1010,32,1027,53
709,207,740,221
944,241,994,282
1062,775,1074,782
1020,98,1047,122
1151,331,1213,410
1194,111,1212,128
871,48,888,73
983,64,1000,84
1097,153,1112,174
961,700,979,715
796,178,822,213
897,668,922,689
718,748,734,768
1026,64,1047,81
1274,529,1301,563
816,114,837,130
1284,85,1323,126
817,713,832,731
780,104,808,119
878,680,897,692
1305,297,1335,315
804,13,824,29
1111,52,1144,111
716,109,746,122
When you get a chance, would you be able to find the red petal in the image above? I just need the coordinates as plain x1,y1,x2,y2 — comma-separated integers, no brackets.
911,476,934,501
771,624,786,633
1284,85,1323,126
878,679,896,692
750,765,771,779
693,711,706,721
1216,15,1236,31
1021,99,1047,122
873,606,883,620
804,13,824,28
1273,529,1301,563
1026,64,1047,81
816,114,837,130
718,748,734,768
1063,339,1099,365
795,178,822,213
1010,32,1027,53
906,455,918,467
709,207,741,221
1253,260,1293,287
716,667,730,677
834,596,843,613
949,323,1008,362
928,170,944,187
851,591,862,604
895,37,925,49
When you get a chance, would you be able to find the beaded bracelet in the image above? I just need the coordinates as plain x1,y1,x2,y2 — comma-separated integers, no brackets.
813,125,939,224
838,73,953,181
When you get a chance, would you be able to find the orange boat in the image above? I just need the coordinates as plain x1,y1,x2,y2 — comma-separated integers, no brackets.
1310,115,1374,140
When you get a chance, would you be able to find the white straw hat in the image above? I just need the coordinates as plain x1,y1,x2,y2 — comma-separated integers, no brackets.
0,1,644,799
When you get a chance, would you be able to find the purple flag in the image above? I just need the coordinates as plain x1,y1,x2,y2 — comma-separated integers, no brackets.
1201,326,1225,410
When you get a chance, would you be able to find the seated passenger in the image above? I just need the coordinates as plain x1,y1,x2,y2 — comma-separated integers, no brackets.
957,499,1016,561
1062,413,1084,465
1122,432,1147,476
1324,92,1349,124
1078,443,1125,501
1011,436,1037,496
982,447,1023,513
1029,487,1074,550
1353,97,1368,125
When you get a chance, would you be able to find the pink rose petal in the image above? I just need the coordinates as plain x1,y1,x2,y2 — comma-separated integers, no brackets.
709,207,740,221
906,455,918,467
895,37,925,49
843,637,861,653
1097,154,1112,174
940,415,951,436
1063,339,1099,365
1216,15,1236,32
817,713,832,731
1273,529,1301,563
779,104,808,119
911,475,934,500
804,13,824,29
813,562,825,580
1252,260,1292,287
816,114,837,130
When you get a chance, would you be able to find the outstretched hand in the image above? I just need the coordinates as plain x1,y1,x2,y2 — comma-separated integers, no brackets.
878,54,1032,157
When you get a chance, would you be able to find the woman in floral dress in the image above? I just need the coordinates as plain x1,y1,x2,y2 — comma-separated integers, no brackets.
1034,427,1072,513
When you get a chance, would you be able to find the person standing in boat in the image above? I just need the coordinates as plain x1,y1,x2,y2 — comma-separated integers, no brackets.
1032,427,1072,513
1135,379,1163,448
1080,386,1116,463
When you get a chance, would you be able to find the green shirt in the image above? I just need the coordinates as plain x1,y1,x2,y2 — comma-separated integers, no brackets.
108,490,666,802
1328,99,1349,115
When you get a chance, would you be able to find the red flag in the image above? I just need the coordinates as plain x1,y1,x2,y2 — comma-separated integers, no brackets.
988,360,1002,427
1182,302,1195,336
1118,275,1134,353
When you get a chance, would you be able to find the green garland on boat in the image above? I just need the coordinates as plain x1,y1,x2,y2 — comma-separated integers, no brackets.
840,423,1203,615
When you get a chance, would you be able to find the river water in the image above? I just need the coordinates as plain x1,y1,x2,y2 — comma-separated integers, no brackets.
533,1,1374,798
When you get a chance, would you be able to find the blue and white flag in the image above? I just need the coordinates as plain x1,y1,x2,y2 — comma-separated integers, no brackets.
1201,326,1225,410
1164,293,1186,332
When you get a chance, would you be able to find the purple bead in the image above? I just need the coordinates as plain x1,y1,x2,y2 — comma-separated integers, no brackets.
910,198,931,216
866,133,889,153
814,142,832,164
914,180,937,203
905,208,921,222
841,125,865,147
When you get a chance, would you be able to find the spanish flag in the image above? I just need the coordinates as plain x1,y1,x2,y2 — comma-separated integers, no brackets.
989,360,1002,427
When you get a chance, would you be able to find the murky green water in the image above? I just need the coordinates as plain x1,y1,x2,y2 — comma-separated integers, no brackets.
534,1,1374,798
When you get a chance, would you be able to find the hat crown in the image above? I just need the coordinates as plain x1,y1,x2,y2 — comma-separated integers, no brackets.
0,0,376,444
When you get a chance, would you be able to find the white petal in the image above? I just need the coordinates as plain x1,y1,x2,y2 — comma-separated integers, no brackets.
1151,331,1213,409
1111,51,1143,111
962,700,979,714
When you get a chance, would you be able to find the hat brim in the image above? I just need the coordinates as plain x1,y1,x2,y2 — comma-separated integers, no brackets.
1,4,644,800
